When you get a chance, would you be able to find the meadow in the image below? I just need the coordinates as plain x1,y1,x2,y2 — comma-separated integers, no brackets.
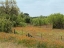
0,25,64,48
0,0,64,48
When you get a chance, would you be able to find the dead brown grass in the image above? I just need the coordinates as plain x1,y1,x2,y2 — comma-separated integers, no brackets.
0,42,27,48
0,26,64,48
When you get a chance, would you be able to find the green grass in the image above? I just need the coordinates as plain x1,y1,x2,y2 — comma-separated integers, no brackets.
14,30,27,35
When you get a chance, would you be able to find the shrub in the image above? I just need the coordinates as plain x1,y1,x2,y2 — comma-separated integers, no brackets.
31,17,48,26
15,16,26,27
19,22,26,27
48,13,64,29
25,17,31,23
0,18,12,33
12,21,17,27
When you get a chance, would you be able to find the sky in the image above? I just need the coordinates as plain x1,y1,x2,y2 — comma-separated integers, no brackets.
16,0,64,17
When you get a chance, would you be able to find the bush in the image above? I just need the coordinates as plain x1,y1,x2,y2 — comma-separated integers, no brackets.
48,13,64,29
31,17,48,26
0,18,12,33
25,17,31,23
12,21,17,27
18,22,26,27
31,18,40,26
15,16,26,27
10,14,17,21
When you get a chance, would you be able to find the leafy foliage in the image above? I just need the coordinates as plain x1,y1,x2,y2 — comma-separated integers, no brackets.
0,18,12,33
0,0,64,33
0,0,27,33
31,16,48,26
48,13,64,29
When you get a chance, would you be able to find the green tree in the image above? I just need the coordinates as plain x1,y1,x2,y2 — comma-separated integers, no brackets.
24,13,31,23
31,16,48,26
48,13,64,29
0,0,19,20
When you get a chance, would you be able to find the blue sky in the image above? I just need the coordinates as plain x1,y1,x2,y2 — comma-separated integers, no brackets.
16,0,64,17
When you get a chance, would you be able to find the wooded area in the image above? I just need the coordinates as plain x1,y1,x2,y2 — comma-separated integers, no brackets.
0,0,64,33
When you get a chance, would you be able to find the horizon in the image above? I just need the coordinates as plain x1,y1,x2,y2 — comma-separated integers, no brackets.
0,0,64,17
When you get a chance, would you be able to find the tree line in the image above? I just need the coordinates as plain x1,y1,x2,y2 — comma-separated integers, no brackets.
0,0,64,33
32,13,64,29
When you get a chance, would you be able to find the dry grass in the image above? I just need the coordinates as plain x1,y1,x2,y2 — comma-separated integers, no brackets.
0,42,27,48
13,26,64,41
0,26,64,48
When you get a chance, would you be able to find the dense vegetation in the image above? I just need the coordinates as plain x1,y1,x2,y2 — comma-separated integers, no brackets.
0,0,29,32
0,0,64,33
31,13,64,29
